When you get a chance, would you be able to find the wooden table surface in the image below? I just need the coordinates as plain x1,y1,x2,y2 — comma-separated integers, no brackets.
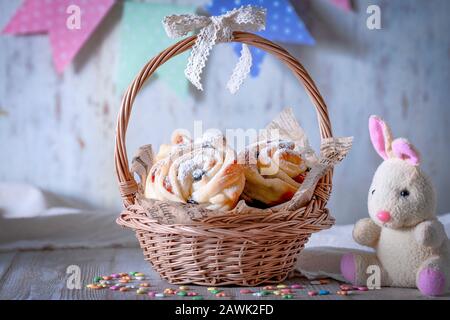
0,247,447,300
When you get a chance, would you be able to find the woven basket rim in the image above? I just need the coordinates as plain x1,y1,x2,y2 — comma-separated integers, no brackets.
116,197,335,240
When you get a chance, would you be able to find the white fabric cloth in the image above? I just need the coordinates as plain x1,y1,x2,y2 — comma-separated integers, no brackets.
163,5,266,94
0,183,136,251
1,183,449,282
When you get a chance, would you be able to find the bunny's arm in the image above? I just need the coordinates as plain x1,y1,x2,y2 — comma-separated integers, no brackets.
414,219,447,248
352,218,381,248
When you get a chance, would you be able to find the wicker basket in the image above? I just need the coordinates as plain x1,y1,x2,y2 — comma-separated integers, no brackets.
115,32,335,286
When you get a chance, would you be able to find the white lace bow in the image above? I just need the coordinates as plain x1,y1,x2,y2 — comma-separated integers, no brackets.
163,6,266,94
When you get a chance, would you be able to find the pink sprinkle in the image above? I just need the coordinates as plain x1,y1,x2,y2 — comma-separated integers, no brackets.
111,273,120,279
280,289,293,294
148,291,156,297
109,286,120,291
240,289,253,294
290,284,303,289
308,291,317,296
187,292,197,296
340,284,353,291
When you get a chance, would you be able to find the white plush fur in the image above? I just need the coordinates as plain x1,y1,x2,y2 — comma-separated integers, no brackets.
347,116,450,295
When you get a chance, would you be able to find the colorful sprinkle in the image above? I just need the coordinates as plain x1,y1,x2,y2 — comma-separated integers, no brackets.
119,287,128,292
273,290,281,296
93,276,102,283
179,286,189,290
318,290,330,296
210,289,221,294
140,282,150,287
207,287,217,291
155,293,165,298
111,273,120,279
136,288,147,294
308,291,318,296
336,290,352,296
148,291,156,297
240,289,253,294
263,286,275,290
109,285,120,291
192,296,203,300
340,284,353,291
215,292,226,297
290,284,303,289
86,284,102,290
164,288,175,295
177,291,188,296
283,294,294,299
276,284,287,289
187,292,198,296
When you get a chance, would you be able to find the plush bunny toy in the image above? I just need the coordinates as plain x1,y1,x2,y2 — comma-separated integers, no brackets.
340,115,449,296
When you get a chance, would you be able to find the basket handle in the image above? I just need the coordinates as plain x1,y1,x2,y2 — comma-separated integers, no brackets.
115,32,333,207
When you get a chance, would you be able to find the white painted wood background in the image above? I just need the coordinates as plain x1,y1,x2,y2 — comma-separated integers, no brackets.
0,0,449,224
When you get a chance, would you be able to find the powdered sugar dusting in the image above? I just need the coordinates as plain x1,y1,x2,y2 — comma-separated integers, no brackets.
177,150,217,181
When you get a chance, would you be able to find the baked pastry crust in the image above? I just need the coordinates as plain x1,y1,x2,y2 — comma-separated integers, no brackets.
239,140,308,207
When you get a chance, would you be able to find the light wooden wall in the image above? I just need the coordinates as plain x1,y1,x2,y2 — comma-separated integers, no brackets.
1,0,449,224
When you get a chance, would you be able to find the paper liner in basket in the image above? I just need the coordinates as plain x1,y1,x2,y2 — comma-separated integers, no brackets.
131,108,353,224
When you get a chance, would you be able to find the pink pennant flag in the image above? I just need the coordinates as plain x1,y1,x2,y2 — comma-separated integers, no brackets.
2,0,115,73
330,0,352,12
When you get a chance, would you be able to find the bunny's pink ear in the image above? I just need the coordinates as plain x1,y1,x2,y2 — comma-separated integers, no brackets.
392,138,421,166
369,115,393,160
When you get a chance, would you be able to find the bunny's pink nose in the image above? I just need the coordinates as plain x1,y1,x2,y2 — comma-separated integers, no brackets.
377,211,391,223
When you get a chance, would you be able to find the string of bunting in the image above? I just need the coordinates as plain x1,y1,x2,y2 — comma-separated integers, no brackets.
2,0,352,96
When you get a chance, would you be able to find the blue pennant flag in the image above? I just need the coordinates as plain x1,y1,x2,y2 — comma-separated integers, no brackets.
205,0,315,76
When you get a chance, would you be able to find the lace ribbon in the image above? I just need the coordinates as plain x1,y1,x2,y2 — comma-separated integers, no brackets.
163,5,266,94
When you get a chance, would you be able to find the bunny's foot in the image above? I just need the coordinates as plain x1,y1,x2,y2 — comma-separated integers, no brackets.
341,252,390,286
341,253,358,284
417,256,448,296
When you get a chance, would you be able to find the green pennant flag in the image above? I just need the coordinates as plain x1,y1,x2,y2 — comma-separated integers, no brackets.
117,1,196,97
